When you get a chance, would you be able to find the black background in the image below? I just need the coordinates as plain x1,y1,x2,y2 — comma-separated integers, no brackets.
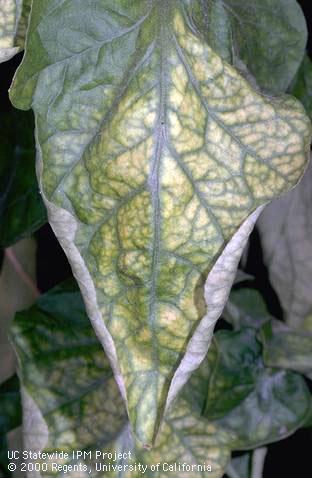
0,2,311,476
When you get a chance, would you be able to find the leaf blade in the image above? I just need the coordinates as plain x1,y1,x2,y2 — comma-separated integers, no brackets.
10,0,312,444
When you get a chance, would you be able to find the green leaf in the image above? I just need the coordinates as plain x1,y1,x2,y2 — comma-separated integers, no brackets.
0,0,30,63
184,0,308,94
203,329,261,420
217,366,311,449
258,159,312,330
289,54,312,120
259,320,312,379
0,109,47,247
9,0,311,444
224,288,271,329
12,281,232,477
185,328,311,449
15,0,31,49
209,330,311,449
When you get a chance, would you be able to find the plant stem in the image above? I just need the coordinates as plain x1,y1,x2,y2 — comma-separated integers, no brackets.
5,246,40,298
251,447,268,478
226,463,241,478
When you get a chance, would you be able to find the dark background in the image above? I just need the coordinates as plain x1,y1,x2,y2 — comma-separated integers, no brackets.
0,1,311,476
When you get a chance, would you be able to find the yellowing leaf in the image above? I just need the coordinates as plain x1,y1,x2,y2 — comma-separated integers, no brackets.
0,0,20,62
9,1,311,445
0,0,30,63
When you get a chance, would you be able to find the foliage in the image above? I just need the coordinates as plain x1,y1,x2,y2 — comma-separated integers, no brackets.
0,1,311,477
9,0,311,445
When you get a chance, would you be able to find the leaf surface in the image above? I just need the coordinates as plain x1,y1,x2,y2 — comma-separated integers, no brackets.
259,320,312,379
184,0,308,94
258,159,312,329
0,0,20,62
12,281,232,478
203,329,261,420
289,54,312,120
14,0,31,48
210,330,311,449
0,0,30,63
185,328,311,449
9,0,311,444
224,288,271,330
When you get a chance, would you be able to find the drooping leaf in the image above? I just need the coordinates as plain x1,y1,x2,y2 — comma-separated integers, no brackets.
259,320,312,379
0,0,30,63
0,109,47,247
289,54,312,120
224,288,271,329
11,281,232,478
184,0,308,94
258,159,312,329
9,0,311,444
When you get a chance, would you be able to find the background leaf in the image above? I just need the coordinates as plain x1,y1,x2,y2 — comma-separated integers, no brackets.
289,54,312,119
258,159,312,329
184,328,311,449
184,0,308,94
211,331,311,449
203,329,261,420
224,288,271,330
259,320,312,379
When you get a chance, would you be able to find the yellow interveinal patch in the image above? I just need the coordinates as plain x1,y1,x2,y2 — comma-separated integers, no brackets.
0,0,20,62
68,12,309,445
9,2,311,448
